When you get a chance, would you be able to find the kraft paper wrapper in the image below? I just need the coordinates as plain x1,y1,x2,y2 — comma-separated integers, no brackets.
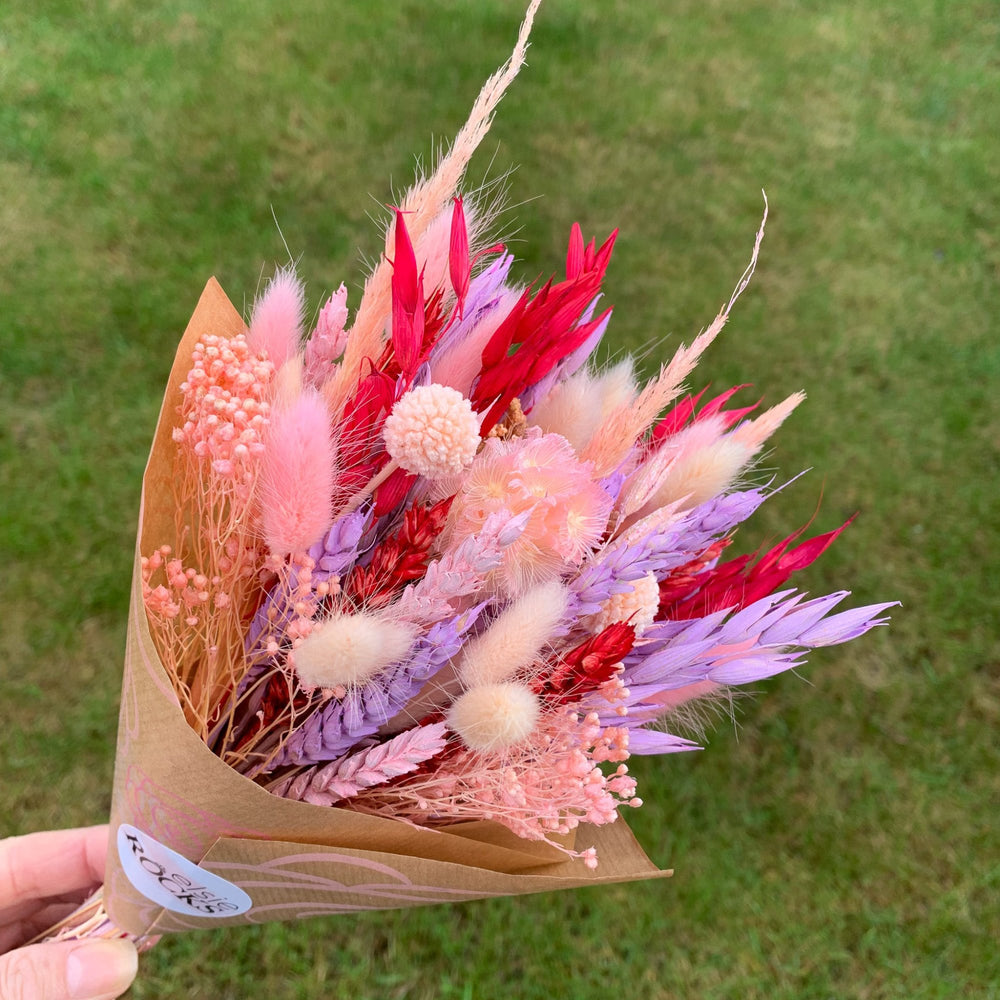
104,279,672,937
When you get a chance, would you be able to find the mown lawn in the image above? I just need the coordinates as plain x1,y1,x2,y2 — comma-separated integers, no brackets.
1,1,997,997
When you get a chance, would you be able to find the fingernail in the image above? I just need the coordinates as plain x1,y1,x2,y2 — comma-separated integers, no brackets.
66,940,139,999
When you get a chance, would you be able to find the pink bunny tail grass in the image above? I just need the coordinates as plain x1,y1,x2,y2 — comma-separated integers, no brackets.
248,266,306,370
260,388,338,556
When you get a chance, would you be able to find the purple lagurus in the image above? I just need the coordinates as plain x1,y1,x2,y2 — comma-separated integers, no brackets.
589,589,898,732
572,487,770,616
275,605,485,767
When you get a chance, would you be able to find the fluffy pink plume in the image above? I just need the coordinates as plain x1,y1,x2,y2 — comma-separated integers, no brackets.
260,388,337,556
248,266,306,370
445,432,613,594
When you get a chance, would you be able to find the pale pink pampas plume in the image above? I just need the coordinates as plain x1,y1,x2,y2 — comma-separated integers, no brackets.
622,415,752,522
248,266,306,371
729,391,806,453
623,390,804,523
259,388,337,557
324,0,542,418
530,359,638,454
582,194,770,477
582,327,721,477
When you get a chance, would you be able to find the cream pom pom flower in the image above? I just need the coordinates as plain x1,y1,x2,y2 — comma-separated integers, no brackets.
382,384,480,479
446,682,541,752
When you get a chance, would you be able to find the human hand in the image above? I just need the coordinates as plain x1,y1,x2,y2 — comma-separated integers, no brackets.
0,826,137,999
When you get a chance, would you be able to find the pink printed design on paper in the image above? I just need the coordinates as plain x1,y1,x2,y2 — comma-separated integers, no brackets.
203,850,504,922
120,763,265,860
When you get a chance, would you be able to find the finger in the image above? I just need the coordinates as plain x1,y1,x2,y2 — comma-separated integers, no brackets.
0,899,94,954
0,938,137,1000
0,884,101,928
0,828,107,909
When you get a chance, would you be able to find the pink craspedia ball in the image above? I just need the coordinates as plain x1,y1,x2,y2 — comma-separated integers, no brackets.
383,384,480,478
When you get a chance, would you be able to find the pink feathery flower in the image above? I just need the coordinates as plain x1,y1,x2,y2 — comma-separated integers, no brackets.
445,432,613,595
303,283,349,387
248,266,306,370
260,388,337,556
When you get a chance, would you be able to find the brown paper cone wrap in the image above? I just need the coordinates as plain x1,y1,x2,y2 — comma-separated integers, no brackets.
104,279,672,937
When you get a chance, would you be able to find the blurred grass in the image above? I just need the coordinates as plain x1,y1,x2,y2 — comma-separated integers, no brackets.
1,0,997,997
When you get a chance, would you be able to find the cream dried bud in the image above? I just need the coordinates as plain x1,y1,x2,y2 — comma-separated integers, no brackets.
651,435,752,512
383,384,480,478
590,571,660,636
458,579,569,687
447,682,540,752
292,611,416,690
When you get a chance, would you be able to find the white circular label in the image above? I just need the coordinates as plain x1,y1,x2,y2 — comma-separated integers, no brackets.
117,824,252,918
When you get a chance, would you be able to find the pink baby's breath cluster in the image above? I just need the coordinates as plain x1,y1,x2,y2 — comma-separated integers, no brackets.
145,332,279,737
140,545,226,625
173,332,275,496
352,709,639,866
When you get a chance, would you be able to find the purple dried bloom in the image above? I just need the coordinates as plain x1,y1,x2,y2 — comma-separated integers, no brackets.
589,589,896,735
309,506,372,577
572,487,769,615
797,602,898,646
273,604,485,767
245,507,373,654
626,729,701,756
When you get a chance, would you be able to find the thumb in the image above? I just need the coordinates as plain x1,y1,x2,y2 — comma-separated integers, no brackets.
0,939,138,1000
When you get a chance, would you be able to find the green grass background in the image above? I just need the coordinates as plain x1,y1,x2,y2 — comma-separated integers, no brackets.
1,1,997,997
